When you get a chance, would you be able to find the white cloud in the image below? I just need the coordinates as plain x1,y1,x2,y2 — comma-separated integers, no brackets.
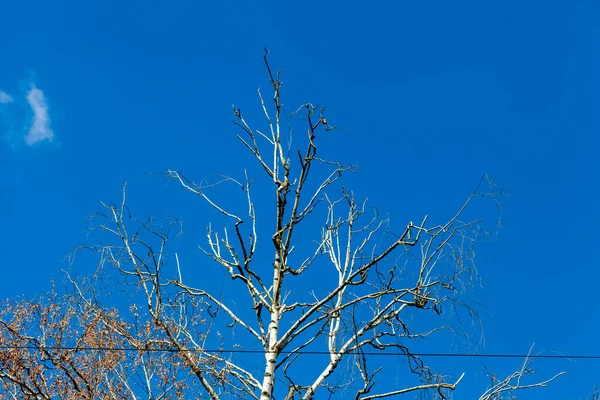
24,85,54,145
0,90,13,103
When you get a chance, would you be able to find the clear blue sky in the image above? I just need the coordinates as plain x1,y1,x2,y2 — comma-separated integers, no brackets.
1,1,598,397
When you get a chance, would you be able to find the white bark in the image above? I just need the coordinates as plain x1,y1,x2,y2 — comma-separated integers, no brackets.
38,51,565,400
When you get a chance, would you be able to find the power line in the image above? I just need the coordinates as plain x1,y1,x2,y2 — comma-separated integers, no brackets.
0,345,595,360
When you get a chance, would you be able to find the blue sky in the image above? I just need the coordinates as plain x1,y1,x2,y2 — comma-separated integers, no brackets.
1,0,599,397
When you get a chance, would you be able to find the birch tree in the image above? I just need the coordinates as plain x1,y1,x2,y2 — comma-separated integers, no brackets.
0,52,563,399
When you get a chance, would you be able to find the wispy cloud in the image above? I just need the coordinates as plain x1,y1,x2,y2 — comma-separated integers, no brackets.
0,90,14,104
24,85,54,145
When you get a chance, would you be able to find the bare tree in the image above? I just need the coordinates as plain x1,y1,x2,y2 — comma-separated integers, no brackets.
478,345,565,400
0,52,564,399
586,385,600,400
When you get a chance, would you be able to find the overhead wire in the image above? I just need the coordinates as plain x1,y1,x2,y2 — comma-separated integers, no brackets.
0,345,595,360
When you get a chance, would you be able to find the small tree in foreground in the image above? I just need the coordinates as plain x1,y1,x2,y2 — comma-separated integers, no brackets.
0,52,564,399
